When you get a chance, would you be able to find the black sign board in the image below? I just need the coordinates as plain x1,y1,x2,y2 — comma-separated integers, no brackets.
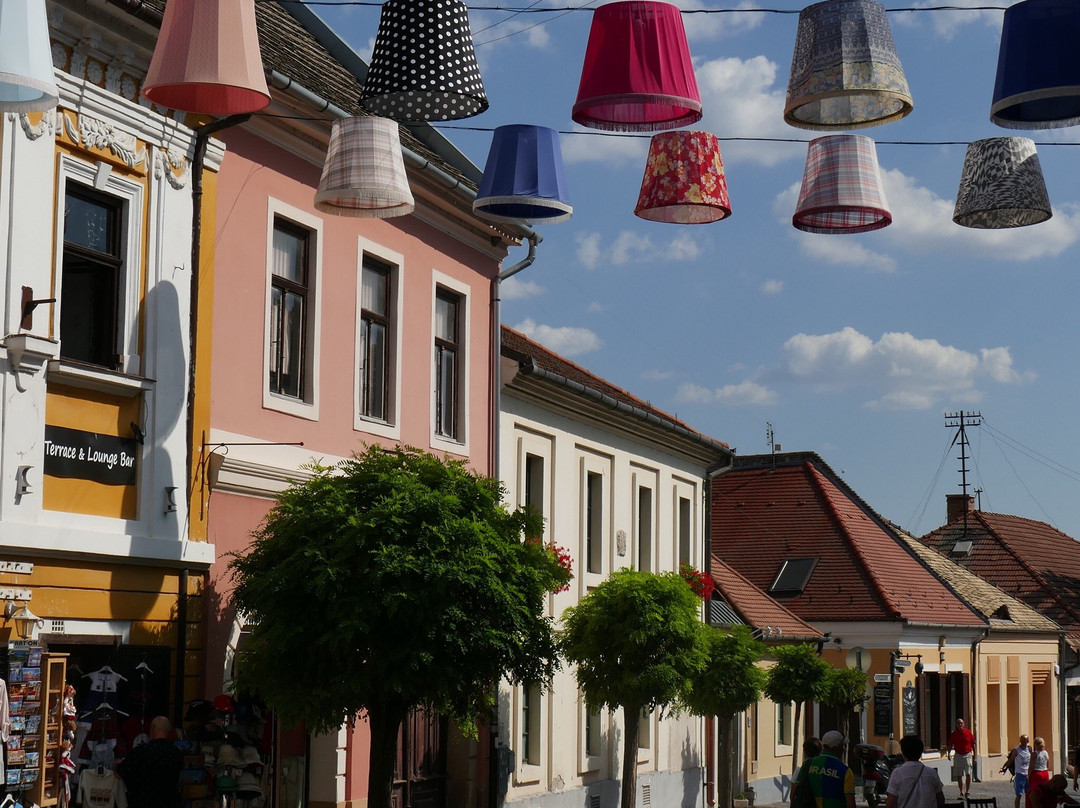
874,682,893,736
43,425,137,486
903,683,918,736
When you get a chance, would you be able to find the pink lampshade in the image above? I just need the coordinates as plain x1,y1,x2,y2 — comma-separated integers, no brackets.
634,131,731,224
314,117,415,219
142,0,271,115
572,1,702,132
793,134,891,233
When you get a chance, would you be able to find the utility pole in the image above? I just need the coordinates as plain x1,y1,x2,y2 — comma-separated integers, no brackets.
944,411,981,539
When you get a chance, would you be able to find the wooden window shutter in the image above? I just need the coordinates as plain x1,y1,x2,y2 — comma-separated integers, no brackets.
988,656,1001,683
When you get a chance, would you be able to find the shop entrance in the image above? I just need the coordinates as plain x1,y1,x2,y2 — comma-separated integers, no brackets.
394,708,447,808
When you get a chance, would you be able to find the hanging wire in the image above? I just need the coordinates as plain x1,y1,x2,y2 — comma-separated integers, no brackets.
984,427,1058,527
263,0,1012,11
907,436,952,535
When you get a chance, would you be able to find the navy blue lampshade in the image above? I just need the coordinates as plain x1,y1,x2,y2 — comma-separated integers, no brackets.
473,125,573,225
991,0,1080,129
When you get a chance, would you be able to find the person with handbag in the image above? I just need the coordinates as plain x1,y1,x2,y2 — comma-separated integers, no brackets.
887,736,945,808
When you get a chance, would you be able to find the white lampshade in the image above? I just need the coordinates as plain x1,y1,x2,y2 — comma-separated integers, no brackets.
0,0,59,112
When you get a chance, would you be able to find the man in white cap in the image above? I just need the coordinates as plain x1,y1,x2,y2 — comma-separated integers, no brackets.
796,730,855,808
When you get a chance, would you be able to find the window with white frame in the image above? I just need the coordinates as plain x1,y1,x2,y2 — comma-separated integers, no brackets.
776,701,793,748
678,494,693,568
434,287,461,440
520,683,542,767
359,255,393,422
585,708,602,759
637,485,653,572
586,471,603,574
269,218,310,400
638,707,653,751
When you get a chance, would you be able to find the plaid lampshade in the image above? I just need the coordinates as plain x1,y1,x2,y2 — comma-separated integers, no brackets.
474,125,573,225
634,131,731,224
793,135,891,234
572,1,702,132
953,137,1051,229
314,117,415,219
785,0,912,130
0,0,58,112
142,0,270,115
991,0,1080,129
360,0,488,122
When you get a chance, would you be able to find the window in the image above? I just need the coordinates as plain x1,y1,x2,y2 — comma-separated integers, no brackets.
776,701,793,746
638,708,652,751
61,185,123,368
586,472,603,574
769,557,818,596
434,288,461,440
269,219,309,399
585,710,602,758
678,495,692,567
637,486,653,572
360,257,392,421
521,684,541,766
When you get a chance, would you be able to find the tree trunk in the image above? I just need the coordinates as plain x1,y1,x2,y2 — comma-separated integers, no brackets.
717,713,735,808
368,698,408,808
791,701,804,795
622,705,642,808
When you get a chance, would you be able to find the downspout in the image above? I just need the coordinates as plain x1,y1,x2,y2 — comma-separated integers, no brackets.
970,627,988,779
174,569,187,726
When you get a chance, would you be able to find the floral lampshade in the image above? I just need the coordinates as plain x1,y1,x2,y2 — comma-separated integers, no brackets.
0,0,58,112
142,0,270,115
991,0,1080,129
785,0,912,130
634,131,731,224
572,1,701,132
360,0,488,122
474,125,572,225
953,137,1051,229
314,117,415,219
793,134,891,233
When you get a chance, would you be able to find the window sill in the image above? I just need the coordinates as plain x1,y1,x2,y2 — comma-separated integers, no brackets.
515,765,541,786
356,414,400,440
264,390,319,421
47,359,153,397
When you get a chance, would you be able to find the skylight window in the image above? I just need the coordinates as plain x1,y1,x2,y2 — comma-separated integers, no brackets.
951,539,973,556
769,557,818,596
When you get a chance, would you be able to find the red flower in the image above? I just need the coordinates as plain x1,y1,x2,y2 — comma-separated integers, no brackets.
680,563,715,601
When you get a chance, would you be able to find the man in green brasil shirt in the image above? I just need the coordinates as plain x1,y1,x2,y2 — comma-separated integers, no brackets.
798,731,857,808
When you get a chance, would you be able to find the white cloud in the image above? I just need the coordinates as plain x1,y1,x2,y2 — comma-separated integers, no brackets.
891,0,1004,39
642,369,676,381
675,380,777,406
560,128,649,167
781,326,1035,409
513,318,602,357
587,301,605,313
501,277,545,301
667,0,765,41
575,230,703,269
761,279,784,294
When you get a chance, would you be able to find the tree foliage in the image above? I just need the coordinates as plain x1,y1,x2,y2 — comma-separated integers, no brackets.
765,643,832,783
228,446,567,808
821,666,869,770
560,569,708,808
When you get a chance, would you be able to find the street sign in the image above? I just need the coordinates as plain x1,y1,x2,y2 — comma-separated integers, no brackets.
894,659,912,669
873,673,892,683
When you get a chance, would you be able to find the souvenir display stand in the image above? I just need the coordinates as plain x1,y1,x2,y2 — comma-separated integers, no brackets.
5,642,43,802
35,652,68,806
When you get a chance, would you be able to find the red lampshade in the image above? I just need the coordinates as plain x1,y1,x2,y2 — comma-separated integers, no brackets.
142,0,270,115
634,131,731,224
572,1,702,132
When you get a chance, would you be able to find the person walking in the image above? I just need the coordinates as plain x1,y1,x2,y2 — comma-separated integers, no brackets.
1003,734,1033,808
116,715,182,808
1029,738,1051,794
796,730,856,808
887,736,945,808
947,718,977,798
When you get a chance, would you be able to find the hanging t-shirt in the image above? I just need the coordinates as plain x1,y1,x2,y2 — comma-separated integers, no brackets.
77,768,128,808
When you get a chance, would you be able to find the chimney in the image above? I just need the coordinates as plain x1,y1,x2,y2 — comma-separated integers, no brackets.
947,494,974,523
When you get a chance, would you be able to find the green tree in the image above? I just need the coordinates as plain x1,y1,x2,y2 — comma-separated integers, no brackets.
764,643,831,787
821,666,869,771
228,446,568,808
560,569,708,808
682,626,767,808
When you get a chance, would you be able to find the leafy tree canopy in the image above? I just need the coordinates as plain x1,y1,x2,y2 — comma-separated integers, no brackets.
228,445,566,736
821,666,869,711
681,625,767,721
764,643,831,706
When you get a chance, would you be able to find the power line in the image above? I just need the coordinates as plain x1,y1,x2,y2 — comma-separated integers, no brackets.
266,0,1011,11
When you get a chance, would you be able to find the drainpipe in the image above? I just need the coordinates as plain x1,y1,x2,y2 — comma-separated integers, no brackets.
174,569,188,726
970,628,987,779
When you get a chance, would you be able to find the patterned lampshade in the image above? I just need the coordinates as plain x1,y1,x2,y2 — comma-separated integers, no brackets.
360,0,487,122
634,131,731,224
474,125,572,225
785,0,912,130
314,117,415,219
142,0,270,115
0,0,58,112
953,137,1051,229
572,1,701,132
991,0,1080,129
793,134,891,233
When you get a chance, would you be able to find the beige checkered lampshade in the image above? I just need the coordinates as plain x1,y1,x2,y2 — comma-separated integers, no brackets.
315,117,415,219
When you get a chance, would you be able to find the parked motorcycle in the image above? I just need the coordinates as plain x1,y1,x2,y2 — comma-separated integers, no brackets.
856,743,905,807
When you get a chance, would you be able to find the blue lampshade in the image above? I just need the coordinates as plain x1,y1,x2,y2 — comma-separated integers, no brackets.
991,0,1080,129
473,125,572,225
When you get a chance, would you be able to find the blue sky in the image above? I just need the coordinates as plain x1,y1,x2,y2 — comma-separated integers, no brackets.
314,0,1080,541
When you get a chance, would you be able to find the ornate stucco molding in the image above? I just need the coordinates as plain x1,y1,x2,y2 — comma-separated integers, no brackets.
59,110,148,170
154,146,190,190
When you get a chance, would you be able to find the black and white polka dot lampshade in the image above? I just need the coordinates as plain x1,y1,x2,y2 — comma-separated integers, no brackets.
360,0,488,122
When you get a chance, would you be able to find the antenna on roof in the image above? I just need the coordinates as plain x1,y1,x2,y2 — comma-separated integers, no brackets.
766,421,780,468
945,411,981,540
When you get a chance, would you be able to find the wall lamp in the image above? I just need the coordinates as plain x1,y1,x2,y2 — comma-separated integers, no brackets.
4,600,42,639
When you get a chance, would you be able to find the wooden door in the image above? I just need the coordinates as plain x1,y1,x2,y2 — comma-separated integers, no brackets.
393,708,447,808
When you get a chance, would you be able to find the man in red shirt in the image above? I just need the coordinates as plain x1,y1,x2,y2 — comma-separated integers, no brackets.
947,718,977,798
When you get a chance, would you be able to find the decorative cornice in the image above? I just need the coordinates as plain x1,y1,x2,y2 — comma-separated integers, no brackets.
154,146,190,190
13,109,59,142
64,110,148,170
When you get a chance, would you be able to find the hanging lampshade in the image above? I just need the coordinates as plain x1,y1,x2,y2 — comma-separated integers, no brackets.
634,131,731,224
142,0,270,115
572,1,701,132
953,137,1051,229
474,125,572,225
991,0,1080,129
793,134,890,233
360,0,487,122
0,0,58,112
314,117,415,219
785,0,912,130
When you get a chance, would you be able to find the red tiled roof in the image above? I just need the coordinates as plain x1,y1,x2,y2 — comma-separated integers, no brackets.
501,325,727,449
710,556,823,640
711,455,984,627
921,511,1080,646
